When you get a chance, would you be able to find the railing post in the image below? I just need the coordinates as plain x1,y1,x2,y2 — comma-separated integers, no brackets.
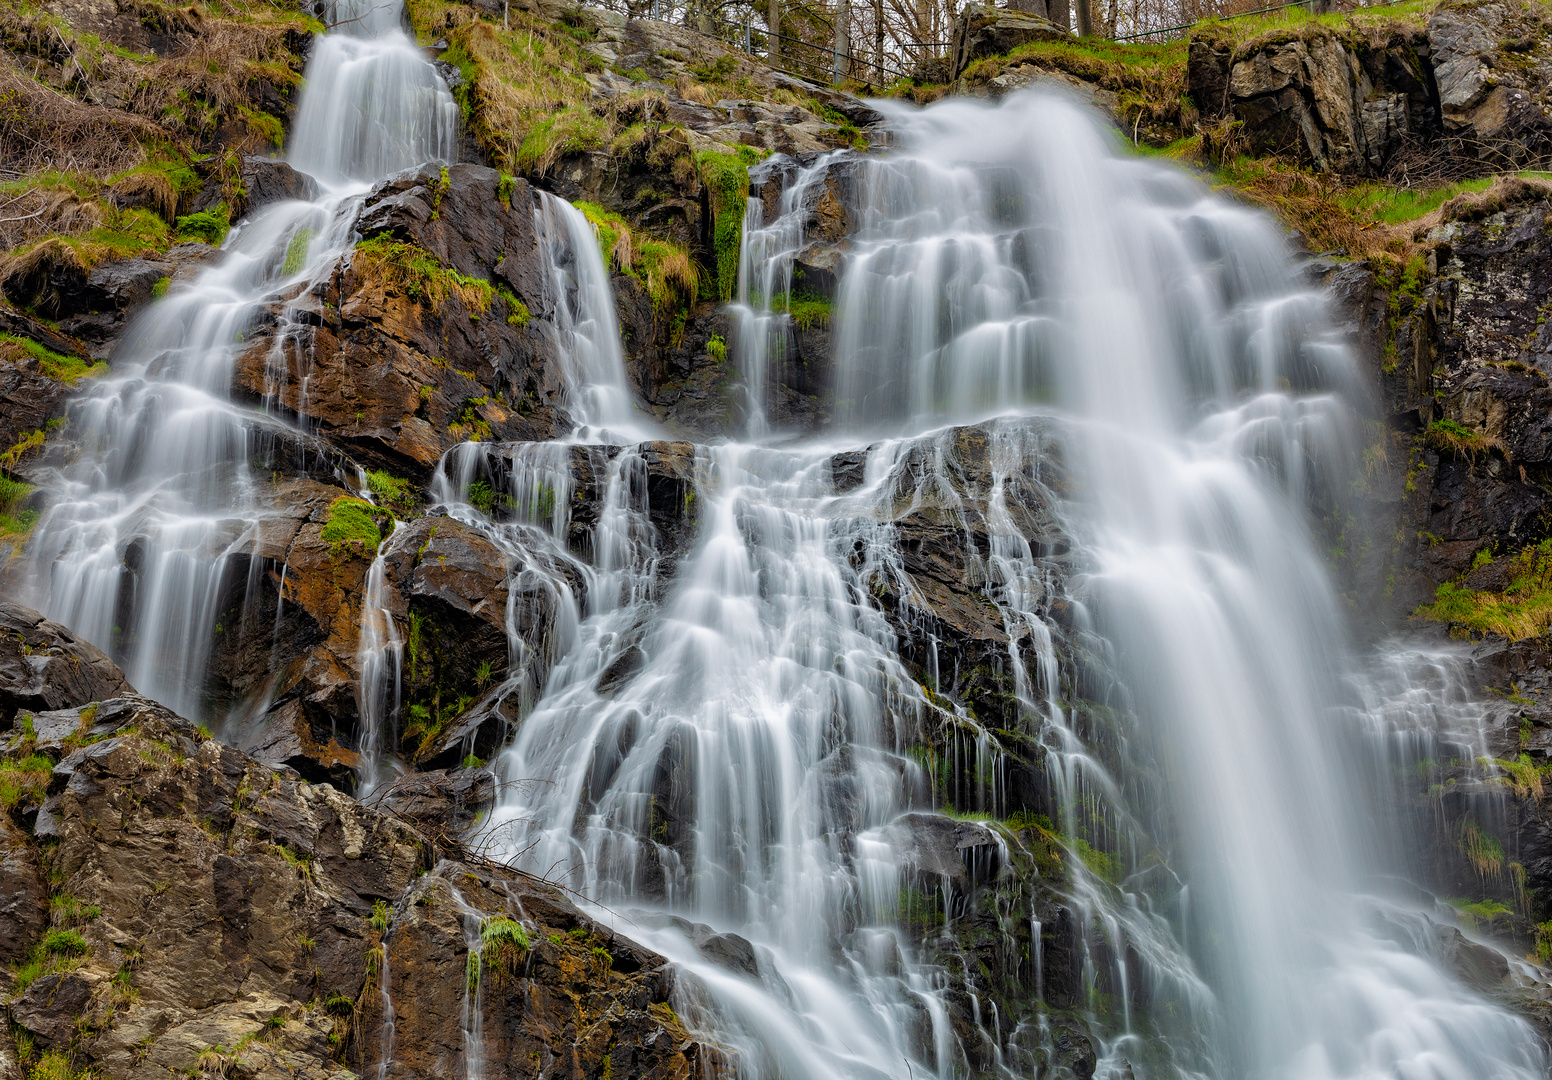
833,0,849,82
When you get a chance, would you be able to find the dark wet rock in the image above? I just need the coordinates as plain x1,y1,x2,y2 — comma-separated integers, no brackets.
1312,191,1552,621
0,309,98,470
192,155,320,220
0,602,130,727
380,515,523,767
383,864,721,1080
1432,923,1511,993
1,243,215,357
887,812,1001,887
11,970,100,1048
0,816,46,974
360,767,496,836
858,421,1071,732
632,912,761,978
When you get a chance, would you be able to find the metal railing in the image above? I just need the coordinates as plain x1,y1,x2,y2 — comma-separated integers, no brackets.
684,9,913,88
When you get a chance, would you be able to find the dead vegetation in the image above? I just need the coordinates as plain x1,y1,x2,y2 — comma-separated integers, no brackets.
0,64,163,178
1438,174,1552,224
0,0,312,282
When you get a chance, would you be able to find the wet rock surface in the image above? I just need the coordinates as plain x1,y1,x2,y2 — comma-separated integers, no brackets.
233,164,570,480
0,670,718,1080
0,602,130,725
1317,189,1552,612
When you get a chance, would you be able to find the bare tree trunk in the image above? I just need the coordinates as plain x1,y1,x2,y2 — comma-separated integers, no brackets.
834,0,850,81
769,0,780,62
874,0,884,78
1048,0,1070,31
1074,0,1092,34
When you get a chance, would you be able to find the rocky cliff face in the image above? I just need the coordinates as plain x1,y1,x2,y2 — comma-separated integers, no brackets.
8,0,1552,1074
0,611,720,1080
1189,0,1552,177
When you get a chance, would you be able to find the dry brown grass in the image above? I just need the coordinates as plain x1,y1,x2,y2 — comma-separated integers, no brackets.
1439,174,1552,225
1214,153,1406,260
131,10,300,132
0,65,160,177
108,171,178,223
0,237,88,314
675,74,719,106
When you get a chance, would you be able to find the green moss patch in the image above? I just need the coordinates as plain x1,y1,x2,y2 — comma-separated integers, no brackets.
320,497,389,555
769,289,832,330
282,227,315,276
575,201,698,313
694,147,762,301
174,203,231,246
365,470,413,506
0,332,106,385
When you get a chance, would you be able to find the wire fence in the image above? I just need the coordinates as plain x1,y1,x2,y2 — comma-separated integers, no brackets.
1112,0,1399,42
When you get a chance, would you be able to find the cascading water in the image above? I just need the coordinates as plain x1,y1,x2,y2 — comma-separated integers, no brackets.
15,0,1549,1064
17,0,455,722
534,196,658,442
477,88,1551,1080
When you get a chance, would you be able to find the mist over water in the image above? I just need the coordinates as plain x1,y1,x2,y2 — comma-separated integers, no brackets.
12,1,1550,1072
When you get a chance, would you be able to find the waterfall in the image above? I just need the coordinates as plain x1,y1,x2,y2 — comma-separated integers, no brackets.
14,0,1550,1066
481,89,1550,1079
17,0,455,722
534,196,658,443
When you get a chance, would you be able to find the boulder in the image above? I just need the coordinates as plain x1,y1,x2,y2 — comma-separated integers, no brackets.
232,164,569,479
360,767,495,835
0,602,130,726
948,9,1067,80
190,156,321,220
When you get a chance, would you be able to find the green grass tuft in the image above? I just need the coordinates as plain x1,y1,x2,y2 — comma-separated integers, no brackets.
352,235,493,313
282,227,316,276
175,204,231,246
1416,540,1552,641
365,470,412,505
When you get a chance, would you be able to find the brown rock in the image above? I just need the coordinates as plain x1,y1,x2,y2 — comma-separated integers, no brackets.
2,692,716,1080
232,165,569,480
377,866,726,1080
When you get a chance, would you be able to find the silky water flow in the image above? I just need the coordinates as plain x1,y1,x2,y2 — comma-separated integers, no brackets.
11,6,1550,1071
475,91,1552,1080
16,0,456,721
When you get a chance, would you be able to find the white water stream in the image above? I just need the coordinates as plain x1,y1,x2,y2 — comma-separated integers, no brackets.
17,0,454,720
11,0,1550,1073
478,92,1550,1080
